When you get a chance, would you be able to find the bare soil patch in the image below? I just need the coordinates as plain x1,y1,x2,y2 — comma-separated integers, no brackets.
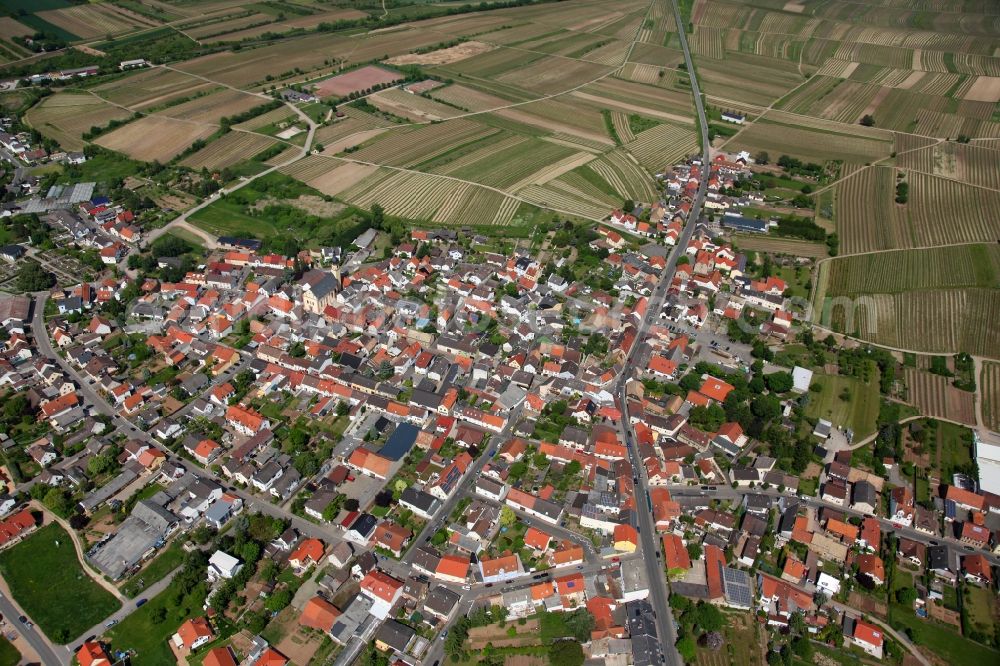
387,41,496,66
963,76,1000,103
251,194,345,217
306,162,379,196
321,128,389,155
96,116,216,162
312,65,402,98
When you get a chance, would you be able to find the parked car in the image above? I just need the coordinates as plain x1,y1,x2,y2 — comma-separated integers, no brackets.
135,598,148,608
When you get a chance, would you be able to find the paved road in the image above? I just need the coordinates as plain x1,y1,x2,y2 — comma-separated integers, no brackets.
143,66,318,250
401,404,526,568
599,3,714,664
668,484,1000,567
828,600,930,666
0,593,64,666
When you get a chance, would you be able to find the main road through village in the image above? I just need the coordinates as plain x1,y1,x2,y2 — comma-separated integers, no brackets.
612,2,714,664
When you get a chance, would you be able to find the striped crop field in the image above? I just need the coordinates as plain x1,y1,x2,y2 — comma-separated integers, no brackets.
906,171,1000,248
982,362,1000,432
817,244,1000,299
338,168,521,225
518,179,616,220
180,132,278,170
897,141,1000,190
728,115,893,165
624,122,699,171
234,106,295,131
834,166,910,254
25,92,132,151
429,84,513,112
588,149,658,202
348,120,499,168
444,137,578,190
902,368,977,426
617,62,667,85
368,88,464,122
818,288,1000,357
612,111,635,143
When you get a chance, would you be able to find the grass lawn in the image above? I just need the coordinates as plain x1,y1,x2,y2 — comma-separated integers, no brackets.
162,228,206,250
934,422,974,478
804,372,880,437
189,198,281,238
889,603,1000,664
965,585,995,636
106,575,208,664
0,523,121,642
694,612,763,666
774,265,812,300
0,636,20,666
121,540,184,598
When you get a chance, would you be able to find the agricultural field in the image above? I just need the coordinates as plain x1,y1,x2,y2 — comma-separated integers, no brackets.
982,362,1000,432
95,115,217,162
816,244,1000,298
312,65,403,99
731,234,828,259
725,113,894,165
815,244,1000,357
820,288,1000,358
896,141,1000,190
92,67,217,110
159,88,266,124
179,131,279,171
25,92,132,151
832,167,906,254
902,368,977,426
36,3,159,40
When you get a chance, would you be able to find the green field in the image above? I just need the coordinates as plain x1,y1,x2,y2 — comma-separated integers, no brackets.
0,636,19,666
889,603,1000,664
0,523,121,642
121,541,184,598
818,244,1000,298
804,372,880,437
17,14,79,43
107,575,208,665
965,585,996,640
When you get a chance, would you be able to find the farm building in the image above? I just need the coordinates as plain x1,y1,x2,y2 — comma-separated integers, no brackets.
721,111,745,124
722,212,768,233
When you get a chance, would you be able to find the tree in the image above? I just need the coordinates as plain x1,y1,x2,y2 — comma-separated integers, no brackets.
860,114,875,127
43,488,72,517
896,587,917,606
548,641,584,666
264,587,293,612
370,203,385,229
764,371,793,393
499,505,516,527
564,609,595,642
754,151,769,165
622,199,635,213
703,631,724,650
686,542,702,560
150,606,167,624
676,636,697,662
15,260,55,292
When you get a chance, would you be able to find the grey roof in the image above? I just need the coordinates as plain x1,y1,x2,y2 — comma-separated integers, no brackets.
330,594,374,644
424,585,461,618
374,619,414,652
